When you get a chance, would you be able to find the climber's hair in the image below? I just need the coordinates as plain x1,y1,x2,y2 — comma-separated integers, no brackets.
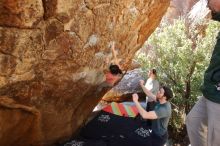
109,64,122,75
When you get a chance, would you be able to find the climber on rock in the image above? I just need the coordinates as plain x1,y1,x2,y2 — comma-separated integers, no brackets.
105,42,123,86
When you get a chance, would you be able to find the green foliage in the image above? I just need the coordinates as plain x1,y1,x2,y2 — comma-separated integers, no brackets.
136,19,220,131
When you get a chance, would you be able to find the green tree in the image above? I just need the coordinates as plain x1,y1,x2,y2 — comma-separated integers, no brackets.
136,19,220,139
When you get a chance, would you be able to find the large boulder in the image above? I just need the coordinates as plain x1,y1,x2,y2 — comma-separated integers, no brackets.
0,0,170,145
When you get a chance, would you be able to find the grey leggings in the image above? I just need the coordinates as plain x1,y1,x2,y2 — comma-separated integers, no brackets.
186,96,220,146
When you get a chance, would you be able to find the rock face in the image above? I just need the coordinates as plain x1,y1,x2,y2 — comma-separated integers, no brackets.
165,0,199,21
0,0,170,145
